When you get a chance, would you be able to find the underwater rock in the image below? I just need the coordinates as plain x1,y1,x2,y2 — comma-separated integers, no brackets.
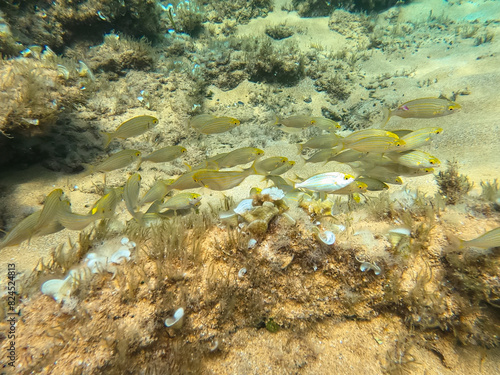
205,0,273,24
2,0,162,49
240,202,279,237
294,0,406,17
0,11,21,57
88,33,156,74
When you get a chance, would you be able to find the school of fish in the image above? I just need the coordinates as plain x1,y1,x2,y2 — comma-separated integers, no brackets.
1,97,483,251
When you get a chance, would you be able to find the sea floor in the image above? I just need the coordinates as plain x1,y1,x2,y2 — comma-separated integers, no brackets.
1,0,500,373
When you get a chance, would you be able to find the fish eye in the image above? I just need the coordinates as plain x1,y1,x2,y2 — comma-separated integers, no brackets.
182,149,186,153
448,106,454,111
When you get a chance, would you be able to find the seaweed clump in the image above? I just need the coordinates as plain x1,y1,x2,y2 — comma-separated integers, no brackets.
244,38,305,86
435,160,473,205
164,0,204,36
87,32,157,75
265,24,296,40
205,0,273,24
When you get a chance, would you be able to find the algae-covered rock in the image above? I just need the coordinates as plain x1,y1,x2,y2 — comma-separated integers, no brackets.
1,0,162,49
293,0,410,17
87,33,156,74
241,202,280,237
0,57,84,137
205,0,273,24
0,11,22,57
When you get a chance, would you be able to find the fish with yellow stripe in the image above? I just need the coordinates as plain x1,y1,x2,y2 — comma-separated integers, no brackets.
456,227,500,249
101,115,158,147
190,114,240,134
382,97,461,127
192,167,256,191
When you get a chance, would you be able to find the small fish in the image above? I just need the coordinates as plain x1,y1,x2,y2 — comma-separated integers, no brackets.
216,147,265,169
159,192,202,211
34,189,64,233
189,114,240,134
383,97,461,126
328,149,367,164
140,146,186,165
192,168,255,191
458,227,500,249
278,115,316,128
346,136,405,153
397,127,443,151
124,173,142,219
186,153,228,171
138,180,172,206
295,172,355,193
387,150,440,168
355,177,389,191
304,148,341,164
311,117,341,132
298,134,342,152
269,160,295,175
168,171,207,191
57,201,102,231
264,175,295,193
332,181,368,195
364,163,434,178
343,129,399,145
253,157,288,175
90,188,122,218
396,166,434,177
102,115,159,147
354,164,403,184
84,150,142,175
0,211,63,250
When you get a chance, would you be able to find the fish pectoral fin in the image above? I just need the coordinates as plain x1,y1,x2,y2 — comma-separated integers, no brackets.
380,108,391,129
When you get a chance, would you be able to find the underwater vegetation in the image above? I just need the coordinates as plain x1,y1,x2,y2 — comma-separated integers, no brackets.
0,0,162,49
292,0,411,17
436,160,473,205
2,166,500,373
0,0,499,372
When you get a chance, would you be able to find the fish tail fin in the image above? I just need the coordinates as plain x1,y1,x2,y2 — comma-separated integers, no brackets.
183,162,192,171
380,108,391,129
79,163,94,177
133,211,144,225
101,132,114,148
135,157,143,170
248,160,262,176
447,232,465,250
274,115,279,125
